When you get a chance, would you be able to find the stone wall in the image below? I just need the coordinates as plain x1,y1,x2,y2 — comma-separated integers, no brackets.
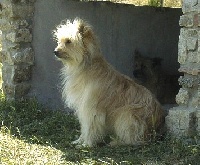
0,0,35,99
0,32,2,91
166,0,200,136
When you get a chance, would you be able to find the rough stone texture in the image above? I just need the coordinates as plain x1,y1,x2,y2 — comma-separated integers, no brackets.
178,75,198,88
0,31,2,89
166,0,200,136
182,0,199,14
3,82,31,99
176,88,189,105
166,107,196,136
0,0,35,99
197,110,200,135
179,15,193,27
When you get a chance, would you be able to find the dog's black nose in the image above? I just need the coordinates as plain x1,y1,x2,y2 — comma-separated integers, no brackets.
54,50,59,56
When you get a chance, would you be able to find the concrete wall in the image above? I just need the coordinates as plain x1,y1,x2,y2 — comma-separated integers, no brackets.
30,0,182,109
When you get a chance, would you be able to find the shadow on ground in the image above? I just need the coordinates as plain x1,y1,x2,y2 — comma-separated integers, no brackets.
0,98,199,164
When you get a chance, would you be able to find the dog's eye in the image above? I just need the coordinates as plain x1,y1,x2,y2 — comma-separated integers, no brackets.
65,39,71,44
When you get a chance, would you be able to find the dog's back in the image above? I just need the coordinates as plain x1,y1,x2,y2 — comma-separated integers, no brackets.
54,18,166,146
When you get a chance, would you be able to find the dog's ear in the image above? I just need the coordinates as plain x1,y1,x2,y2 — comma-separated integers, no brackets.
78,24,85,35
78,22,93,38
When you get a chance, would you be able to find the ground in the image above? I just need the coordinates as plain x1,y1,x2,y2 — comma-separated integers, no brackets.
0,97,199,164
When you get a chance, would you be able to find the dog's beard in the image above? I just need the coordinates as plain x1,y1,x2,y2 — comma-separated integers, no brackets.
55,53,70,61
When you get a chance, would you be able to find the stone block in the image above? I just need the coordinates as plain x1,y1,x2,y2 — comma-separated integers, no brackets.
0,51,5,63
187,29,198,37
9,4,34,18
191,97,200,108
15,82,31,98
0,0,9,4
0,2,11,18
1,0,34,20
187,38,197,50
178,33,187,64
166,107,196,136
13,65,32,83
19,20,29,28
187,51,198,62
176,88,189,105
186,29,198,53
178,75,196,88
11,0,36,4
197,52,200,63
0,8,2,17
179,14,193,27
193,13,200,26
10,20,30,30
179,64,200,75
0,30,2,39
2,82,31,99
2,64,32,83
17,28,32,42
12,47,34,65
182,0,198,14
6,28,32,43
0,18,10,31
1,64,14,84
178,51,187,64
197,37,200,62
0,32,20,51
6,32,16,43
0,19,29,31
180,28,187,38
197,110,200,134
3,83,15,96
0,51,13,64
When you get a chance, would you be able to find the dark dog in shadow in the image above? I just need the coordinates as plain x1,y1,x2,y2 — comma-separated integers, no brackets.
133,50,180,104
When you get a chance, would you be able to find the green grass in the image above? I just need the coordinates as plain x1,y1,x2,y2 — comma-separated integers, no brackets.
148,0,162,7
0,95,199,164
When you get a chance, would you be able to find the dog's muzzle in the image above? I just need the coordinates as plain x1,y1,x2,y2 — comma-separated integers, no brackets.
54,50,64,59
54,50,60,57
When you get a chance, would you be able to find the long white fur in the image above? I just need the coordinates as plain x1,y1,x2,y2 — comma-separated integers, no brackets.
53,18,165,147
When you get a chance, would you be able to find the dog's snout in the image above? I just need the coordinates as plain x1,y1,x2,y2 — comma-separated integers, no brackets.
54,50,60,56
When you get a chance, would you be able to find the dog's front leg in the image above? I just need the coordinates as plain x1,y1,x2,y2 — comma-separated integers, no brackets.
80,113,106,147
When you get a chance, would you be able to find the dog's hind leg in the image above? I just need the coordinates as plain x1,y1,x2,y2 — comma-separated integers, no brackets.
111,106,146,146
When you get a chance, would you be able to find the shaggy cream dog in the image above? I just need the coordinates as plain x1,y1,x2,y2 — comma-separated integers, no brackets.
53,18,165,147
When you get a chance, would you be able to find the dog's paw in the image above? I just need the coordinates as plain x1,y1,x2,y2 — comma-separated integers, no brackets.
71,135,84,145
71,139,83,145
109,140,119,147
74,142,89,149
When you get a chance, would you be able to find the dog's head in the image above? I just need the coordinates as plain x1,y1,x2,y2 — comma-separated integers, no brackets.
53,18,100,67
133,50,162,82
